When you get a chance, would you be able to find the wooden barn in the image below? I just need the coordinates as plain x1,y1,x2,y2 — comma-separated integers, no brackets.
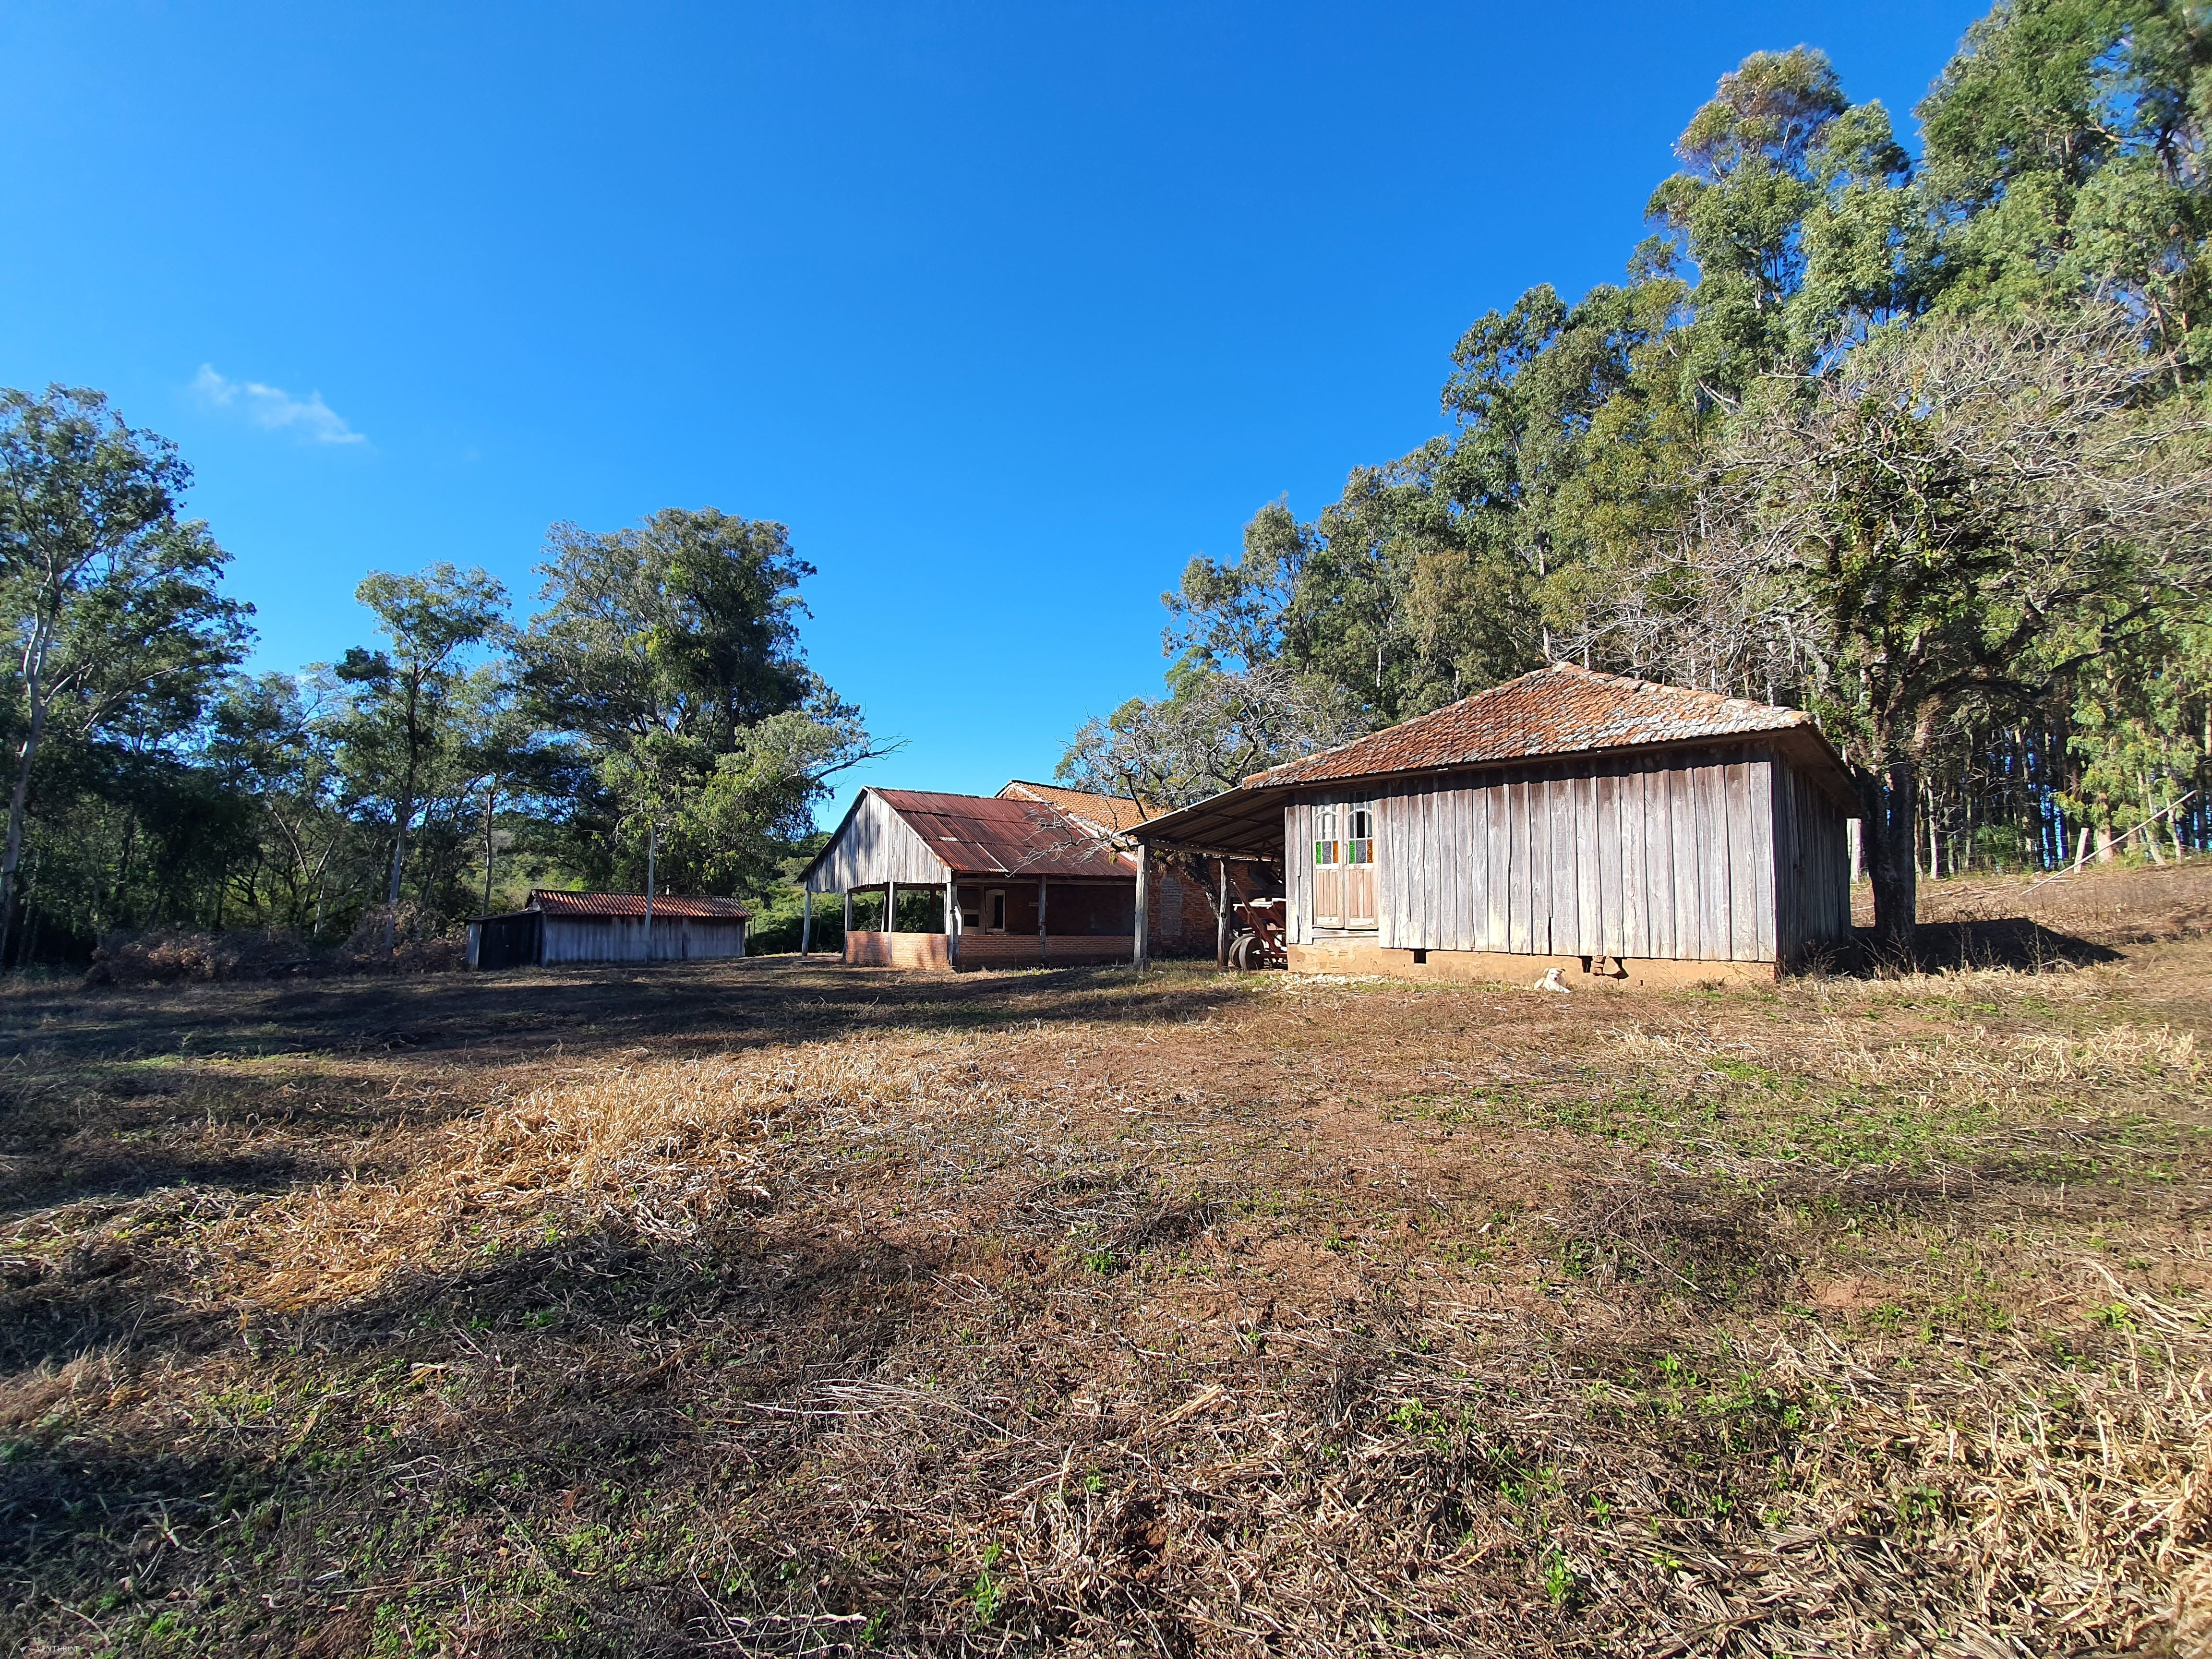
1128,665,1859,988
799,782,1220,968
467,890,751,969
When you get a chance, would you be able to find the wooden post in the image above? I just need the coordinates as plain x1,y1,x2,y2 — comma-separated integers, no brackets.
643,819,656,964
1133,844,1150,971
886,878,896,938
800,889,813,957
1216,857,1229,968
1037,876,1048,965
946,871,959,967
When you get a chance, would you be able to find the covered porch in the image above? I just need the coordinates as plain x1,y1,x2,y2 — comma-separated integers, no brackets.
815,874,1140,969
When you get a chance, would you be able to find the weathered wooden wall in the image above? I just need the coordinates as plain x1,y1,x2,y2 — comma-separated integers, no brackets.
540,917,748,964
804,792,949,893
1772,758,1852,959
1284,746,1848,963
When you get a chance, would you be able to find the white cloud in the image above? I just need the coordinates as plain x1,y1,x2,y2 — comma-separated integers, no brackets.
192,364,365,445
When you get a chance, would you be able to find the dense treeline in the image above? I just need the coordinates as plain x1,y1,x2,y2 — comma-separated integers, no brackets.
0,391,875,968
1062,0,2212,938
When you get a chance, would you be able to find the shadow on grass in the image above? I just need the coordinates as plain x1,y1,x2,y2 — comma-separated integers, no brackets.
1827,918,2125,978
0,1218,949,1655
0,958,1249,1070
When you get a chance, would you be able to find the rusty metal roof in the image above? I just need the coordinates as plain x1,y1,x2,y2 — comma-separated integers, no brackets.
529,890,752,920
1245,665,1820,788
997,780,1159,838
1129,666,1858,857
875,789,1135,879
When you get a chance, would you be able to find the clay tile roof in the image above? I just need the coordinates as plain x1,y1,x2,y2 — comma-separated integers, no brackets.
1244,664,1816,789
529,890,751,920
997,780,1159,837
874,789,1133,878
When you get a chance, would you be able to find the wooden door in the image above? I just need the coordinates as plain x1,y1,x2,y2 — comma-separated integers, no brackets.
1310,802,1377,931
1343,803,1377,929
1312,805,1344,928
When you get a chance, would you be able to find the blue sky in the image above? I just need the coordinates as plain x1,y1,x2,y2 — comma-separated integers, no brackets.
0,1,1984,822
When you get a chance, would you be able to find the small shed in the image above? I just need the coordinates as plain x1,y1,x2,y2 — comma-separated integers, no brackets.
466,890,751,969
799,784,1219,968
1127,665,1859,988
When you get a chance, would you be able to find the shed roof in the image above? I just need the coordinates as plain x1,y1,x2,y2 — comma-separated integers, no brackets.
529,890,752,920
997,780,1158,837
871,789,1133,879
1131,666,1858,857
1245,664,1821,788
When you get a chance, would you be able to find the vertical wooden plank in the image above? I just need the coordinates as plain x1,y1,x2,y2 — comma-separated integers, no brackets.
1575,771,1603,957
1133,844,1150,969
1422,786,1441,949
1769,765,1787,960
1515,779,1529,952
1416,787,1433,947
1689,761,1720,959
1286,802,1306,945
1548,774,1566,955
1377,793,1398,949
1442,787,1460,955
1548,770,1567,955
1597,771,1623,959
1778,765,1796,960
1727,759,1759,961
1511,777,1537,954
1463,784,1481,952
1389,792,1407,947
1669,764,1700,959
1616,769,1642,958
1217,859,1229,969
1462,780,1479,950
1407,788,1424,948
1406,789,1423,949
1754,758,1776,964
1635,768,1664,958
1485,777,1509,951
1698,765,1734,960
1597,769,1613,957
1821,779,1848,942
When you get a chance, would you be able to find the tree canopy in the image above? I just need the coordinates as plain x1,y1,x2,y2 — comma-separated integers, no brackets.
1071,0,2212,939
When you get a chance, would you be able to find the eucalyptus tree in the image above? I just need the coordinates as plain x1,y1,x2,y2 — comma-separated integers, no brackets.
1604,311,2212,937
336,564,510,942
0,386,251,962
209,671,352,934
517,508,881,897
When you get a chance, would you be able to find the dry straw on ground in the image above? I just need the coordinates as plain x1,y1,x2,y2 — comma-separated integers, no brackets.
3,863,2211,1655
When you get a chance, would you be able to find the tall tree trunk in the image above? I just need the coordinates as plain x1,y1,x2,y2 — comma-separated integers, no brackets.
382,814,408,953
481,776,499,917
0,625,53,971
1857,758,1919,945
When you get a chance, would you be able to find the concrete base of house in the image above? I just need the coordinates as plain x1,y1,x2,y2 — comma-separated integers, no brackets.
1285,938,1779,990
840,931,1135,971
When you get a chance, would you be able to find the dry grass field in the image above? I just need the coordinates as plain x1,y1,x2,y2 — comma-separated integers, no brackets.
4,863,2211,1657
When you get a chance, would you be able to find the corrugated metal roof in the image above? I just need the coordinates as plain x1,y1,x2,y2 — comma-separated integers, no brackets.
529,890,752,920
874,789,1134,878
1245,664,1817,788
998,780,1159,837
